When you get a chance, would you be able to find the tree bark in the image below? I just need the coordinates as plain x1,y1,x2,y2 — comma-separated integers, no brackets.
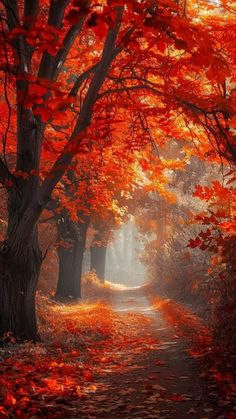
55,212,90,300
0,4,123,341
90,244,107,283
0,215,42,342
90,221,110,283
56,246,74,299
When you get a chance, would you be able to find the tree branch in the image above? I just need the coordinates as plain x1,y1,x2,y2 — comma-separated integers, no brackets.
69,63,100,97
38,0,68,79
213,113,236,162
0,157,15,188
68,27,127,98
24,0,39,68
98,84,163,99
1,0,18,30
24,0,38,23
36,7,124,208
52,18,88,81
38,1,90,81
5,2,124,247
1,0,30,72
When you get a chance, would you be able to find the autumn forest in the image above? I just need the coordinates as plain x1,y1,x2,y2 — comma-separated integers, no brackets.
0,0,235,418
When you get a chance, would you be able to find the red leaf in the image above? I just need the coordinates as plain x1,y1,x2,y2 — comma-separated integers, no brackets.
187,237,201,248
83,370,93,381
4,393,16,407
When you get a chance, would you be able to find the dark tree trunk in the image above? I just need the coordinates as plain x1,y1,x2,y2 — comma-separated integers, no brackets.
90,220,111,282
72,219,89,297
0,207,42,342
55,211,90,300
0,245,41,342
90,220,112,282
0,4,123,341
56,246,74,299
90,244,107,283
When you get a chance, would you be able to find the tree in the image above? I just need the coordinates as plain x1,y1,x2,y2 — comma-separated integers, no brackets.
90,219,111,282
0,1,131,340
54,138,141,298
0,0,235,340
56,209,90,300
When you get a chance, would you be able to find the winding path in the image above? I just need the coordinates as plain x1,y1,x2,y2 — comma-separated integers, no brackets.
111,287,216,418
75,287,218,418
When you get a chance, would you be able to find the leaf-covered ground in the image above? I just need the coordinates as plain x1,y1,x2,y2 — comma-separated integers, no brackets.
0,289,235,418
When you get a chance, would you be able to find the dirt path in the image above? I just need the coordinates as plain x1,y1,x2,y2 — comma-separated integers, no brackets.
74,287,219,419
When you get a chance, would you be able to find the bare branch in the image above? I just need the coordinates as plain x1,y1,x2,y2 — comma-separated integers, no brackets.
69,63,99,97
98,84,163,98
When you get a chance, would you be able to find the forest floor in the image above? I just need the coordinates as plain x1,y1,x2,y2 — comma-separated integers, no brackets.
76,287,225,419
0,286,235,418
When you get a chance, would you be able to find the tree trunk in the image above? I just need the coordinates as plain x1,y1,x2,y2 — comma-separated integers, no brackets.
0,183,43,342
55,212,89,300
90,220,111,283
90,244,107,282
72,220,89,297
90,221,111,282
56,246,74,299
0,228,42,342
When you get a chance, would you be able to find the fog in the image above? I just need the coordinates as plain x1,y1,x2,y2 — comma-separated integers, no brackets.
105,220,147,287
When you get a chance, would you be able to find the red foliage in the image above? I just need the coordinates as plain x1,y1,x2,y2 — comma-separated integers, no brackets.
151,297,212,355
0,294,158,417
